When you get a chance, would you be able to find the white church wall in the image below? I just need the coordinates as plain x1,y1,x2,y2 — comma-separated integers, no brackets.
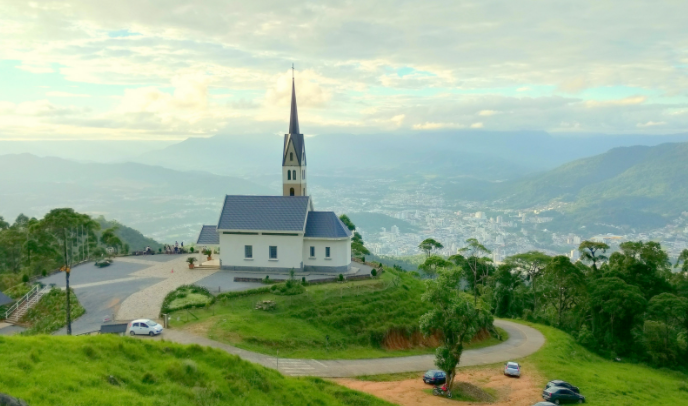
219,233,304,271
302,238,351,269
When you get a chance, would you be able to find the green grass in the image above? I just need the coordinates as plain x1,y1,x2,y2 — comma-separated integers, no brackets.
170,270,505,360
3,282,33,299
169,293,212,310
422,382,496,402
162,285,214,314
515,320,688,406
21,288,85,335
0,334,395,406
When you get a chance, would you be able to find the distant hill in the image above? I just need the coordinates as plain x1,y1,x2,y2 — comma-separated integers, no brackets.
348,212,419,234
0,154,269,241
483,142,688,231
95,217,162,252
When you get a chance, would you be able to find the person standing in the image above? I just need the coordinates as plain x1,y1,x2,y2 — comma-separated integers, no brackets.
175,241,179,254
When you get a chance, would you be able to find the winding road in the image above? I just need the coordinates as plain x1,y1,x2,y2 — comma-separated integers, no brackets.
144,319,545,378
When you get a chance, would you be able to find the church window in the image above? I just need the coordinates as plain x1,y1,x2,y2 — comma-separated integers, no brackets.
302,170,305,179
269,246,278,259
290,188,294,196
288,171,291,180
325,247,331,258
244,245,253,259
292,170,296,179
290,152,293,161
303,188,306,195
310,246,315,257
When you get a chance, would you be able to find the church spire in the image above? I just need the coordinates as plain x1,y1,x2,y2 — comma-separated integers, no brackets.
288,65,300,135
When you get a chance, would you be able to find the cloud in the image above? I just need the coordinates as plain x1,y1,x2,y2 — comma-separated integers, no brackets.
470,122,484,128
558,77,588,93
636,121,666,128
413,122,464,130
264,70,331,108
478,110,499,116
517,87,531,92
584,96,647,108
46,91,91,98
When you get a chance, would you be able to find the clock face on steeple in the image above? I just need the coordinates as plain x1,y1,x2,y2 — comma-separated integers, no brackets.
282,71,307,197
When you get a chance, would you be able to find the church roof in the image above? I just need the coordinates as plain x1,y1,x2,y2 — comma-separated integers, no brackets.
217,195,310,232
289,78,300,135
304,211,353,239
196,225,219,245
0,291,13,307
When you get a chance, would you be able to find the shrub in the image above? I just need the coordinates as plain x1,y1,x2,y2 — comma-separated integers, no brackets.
21,274,29,283
216,286,271,301
263,275,270,284
161,285,214,314
189,247,195,253
338,274,344,282
370,269,377,278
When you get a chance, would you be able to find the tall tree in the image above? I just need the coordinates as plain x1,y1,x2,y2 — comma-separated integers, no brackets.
100,227,123,254
418,255,452,278
589,277,646,351
647,293,688,349
578,241,610,271
542,256,585,326
419,238,444,258
674,249,688,273
457,238,492,305
506,251,551,313
420,268,492,393
492,263,524,318
337,215,370,258
0,216,9,230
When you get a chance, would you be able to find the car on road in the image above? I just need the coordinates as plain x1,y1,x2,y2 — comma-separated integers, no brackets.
129,319,163,336
504,361,521,377
532,403,557,406
423,370,446,385
545,380,580,393
542,386,585,404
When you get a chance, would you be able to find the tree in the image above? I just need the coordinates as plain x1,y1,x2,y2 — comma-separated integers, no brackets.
418,255,452,277
419,238,444,258
542,256,585,326
457,238,492,305
506,251,550,313
0,216,9,230
492,263,524,318
338,214,356,231
101,227,123,254
589,277,646,351
675,249,688,273
338,215,370,258
420,268,492,393
578,241,610,271
647,293,688,347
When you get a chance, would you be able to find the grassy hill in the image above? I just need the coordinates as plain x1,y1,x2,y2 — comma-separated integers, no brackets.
169,269,504,359
96,216,162,252
520,321,688,405
0,334,393,406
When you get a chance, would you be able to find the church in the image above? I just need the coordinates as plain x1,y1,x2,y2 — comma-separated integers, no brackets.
196,76,352,273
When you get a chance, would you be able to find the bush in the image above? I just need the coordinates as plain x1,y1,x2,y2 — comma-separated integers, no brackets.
216,286,271,301
263,275,270,284
338,274,344,282
370,269,377,278
21,274,29,283
161,285,214,314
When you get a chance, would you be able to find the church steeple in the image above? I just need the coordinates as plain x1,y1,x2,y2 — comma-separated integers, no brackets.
282,66,307,197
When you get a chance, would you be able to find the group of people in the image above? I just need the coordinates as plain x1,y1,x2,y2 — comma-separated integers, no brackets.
164,241,185,254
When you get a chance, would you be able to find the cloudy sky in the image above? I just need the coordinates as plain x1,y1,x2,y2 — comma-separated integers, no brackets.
0,0,687,140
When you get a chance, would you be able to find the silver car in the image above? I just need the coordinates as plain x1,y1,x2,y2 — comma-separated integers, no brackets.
504,361,521,377
129,319,163,336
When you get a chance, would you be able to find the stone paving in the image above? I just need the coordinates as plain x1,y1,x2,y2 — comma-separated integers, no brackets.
115,256,219,321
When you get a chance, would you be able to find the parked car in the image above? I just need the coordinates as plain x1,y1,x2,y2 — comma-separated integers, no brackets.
129,319,163,336
532,403,557,406
504,361,521,377
423,370,446,385
545,380,580,393
542,387,585,404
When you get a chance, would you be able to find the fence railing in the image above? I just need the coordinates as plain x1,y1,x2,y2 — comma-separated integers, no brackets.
4,284,40,320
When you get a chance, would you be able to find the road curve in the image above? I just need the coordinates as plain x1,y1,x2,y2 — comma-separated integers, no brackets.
147,319,545,378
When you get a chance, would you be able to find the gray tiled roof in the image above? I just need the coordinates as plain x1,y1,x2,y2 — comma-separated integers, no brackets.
0,291,13,307
196,225,219,245
304,211,353,238
217,195,310,232
282,133,305,166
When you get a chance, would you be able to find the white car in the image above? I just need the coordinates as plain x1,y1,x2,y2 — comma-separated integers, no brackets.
129,319,163,336
504,361,521,377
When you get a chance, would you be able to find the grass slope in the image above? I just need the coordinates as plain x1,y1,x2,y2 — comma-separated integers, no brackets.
21,288,85,335
520,321,688,405
0,334,394,406
171,270,504,359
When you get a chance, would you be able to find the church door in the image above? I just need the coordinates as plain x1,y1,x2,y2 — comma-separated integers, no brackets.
290,188,295,196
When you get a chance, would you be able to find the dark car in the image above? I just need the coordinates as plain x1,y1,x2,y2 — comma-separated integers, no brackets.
545,380,580,394
423,370,446,385
542,387,585,404
532,403,557,406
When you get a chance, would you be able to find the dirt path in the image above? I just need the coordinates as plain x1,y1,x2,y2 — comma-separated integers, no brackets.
335,366,543,406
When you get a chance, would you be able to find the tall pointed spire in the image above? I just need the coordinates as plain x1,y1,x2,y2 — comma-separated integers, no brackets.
288,65,300,135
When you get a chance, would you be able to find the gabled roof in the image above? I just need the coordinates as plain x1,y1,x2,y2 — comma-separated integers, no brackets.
217,195,310,232
0,291,13,307
289,78,300,135
304,211,353,239
196,225,219,245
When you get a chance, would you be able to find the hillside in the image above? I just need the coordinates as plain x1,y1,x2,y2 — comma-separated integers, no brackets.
450,142,688,231
348,212,419,234
0,334,393,406
0,154,270,241
96,216,162,252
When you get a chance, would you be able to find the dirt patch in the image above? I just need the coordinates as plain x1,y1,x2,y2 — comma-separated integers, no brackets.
181,318,216,337
382,328,490,351
335,364,543,406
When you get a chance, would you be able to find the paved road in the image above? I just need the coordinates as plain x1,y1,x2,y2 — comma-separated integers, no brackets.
138,319,544,378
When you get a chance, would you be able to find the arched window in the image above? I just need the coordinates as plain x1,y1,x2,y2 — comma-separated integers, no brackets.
290,152,293,161
302,170,305,179
287,171,291,180
292,170,296,179
303,187,306,195
290,188,295,196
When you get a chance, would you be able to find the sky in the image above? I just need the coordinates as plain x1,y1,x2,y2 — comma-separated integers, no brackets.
0,0,687,140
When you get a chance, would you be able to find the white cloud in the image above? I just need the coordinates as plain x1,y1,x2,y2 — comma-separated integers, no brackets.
413,122,464,130
636,121,666,128
46,91,91,98
516,87,531,92
478,110,499,116
584,96,647,108
470,122,484,128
